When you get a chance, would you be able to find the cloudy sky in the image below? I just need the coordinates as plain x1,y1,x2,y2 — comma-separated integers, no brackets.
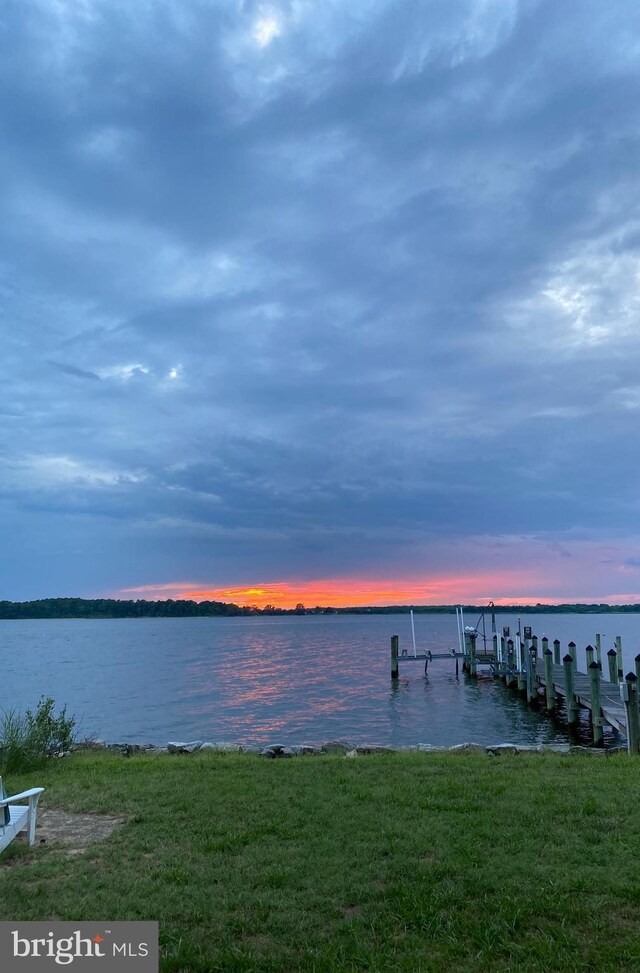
2,0,640,607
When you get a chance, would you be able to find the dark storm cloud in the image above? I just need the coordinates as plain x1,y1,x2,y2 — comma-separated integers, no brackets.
1,0,640,600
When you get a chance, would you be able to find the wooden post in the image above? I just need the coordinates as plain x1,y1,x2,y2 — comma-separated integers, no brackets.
623,673,640,755
585,644,594,669
563,654,578,726
544,648,555,710
541,636,549,660
616,636,623,680
492,634,498,670
568,641,577,676
588,661,603,746
391,635,399,679
469,632,477,677
553,639,561,665
516,636,526,693
607,648,618,684
635,653,640,683
527,644,537,705
463,631,471,673
506,639,515,686
595,633,602,667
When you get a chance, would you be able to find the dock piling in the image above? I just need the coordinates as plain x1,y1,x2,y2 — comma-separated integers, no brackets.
463,631,470,673
568,641,577,676
469,632,477,677
607,648,618,684
616,636,624,680
635,653,640,684
623,673,640,755
588,660,603,746
563,654,578,726
527,644,537,705
553,639,561,666
595,633,602,667
585,644,594,669
391,635,399,679
543,647,555,710
506,639,516,686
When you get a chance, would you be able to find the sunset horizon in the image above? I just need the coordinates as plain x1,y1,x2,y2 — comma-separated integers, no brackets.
114,577,640,610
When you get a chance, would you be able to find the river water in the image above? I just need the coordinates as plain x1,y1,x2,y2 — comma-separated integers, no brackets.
1,612,637,748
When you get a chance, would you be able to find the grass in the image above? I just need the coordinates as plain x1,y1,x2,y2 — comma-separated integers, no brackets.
2,750,640,971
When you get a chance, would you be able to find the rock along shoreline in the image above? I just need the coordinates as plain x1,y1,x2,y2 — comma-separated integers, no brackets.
73,739,625,758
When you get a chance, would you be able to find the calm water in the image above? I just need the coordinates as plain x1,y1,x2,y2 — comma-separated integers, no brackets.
1,613,636,748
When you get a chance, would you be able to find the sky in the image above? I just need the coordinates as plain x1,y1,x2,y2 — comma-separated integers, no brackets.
2,0,640,608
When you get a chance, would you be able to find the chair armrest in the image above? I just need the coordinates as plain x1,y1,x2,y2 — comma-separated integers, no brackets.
0,787,45,806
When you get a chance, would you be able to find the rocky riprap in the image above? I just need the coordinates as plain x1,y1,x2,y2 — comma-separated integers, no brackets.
71,739,625,757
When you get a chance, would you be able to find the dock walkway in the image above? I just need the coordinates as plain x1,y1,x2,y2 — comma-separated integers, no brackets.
390,630,640,751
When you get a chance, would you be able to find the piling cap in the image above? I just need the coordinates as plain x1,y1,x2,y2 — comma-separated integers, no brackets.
542,636,548,643
607,648,617,657
507,638,514,646
553,639,560,645
635,653,640,662
585,644,594,651
563,653,573,664
626,672,638,683
544,647,552,655
568,641,576,648
589,661,600,670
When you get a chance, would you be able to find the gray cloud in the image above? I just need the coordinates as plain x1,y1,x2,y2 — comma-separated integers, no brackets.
1,0,640,600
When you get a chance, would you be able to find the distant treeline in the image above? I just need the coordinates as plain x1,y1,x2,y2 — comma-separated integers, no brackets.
0,598,640,619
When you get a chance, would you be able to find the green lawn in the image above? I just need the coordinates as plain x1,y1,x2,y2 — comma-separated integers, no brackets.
2,750,640,971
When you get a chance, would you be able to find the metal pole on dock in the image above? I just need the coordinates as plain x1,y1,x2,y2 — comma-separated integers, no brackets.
623,673,640,755
391,635,399,679
553,639,561,666
563,654,578,726
588,659,603,746
616,636,623,680
595,633,602,667
607,648,618,684
544,648,555,710
469,632,477,677
410,610,417,658
568,641,577,677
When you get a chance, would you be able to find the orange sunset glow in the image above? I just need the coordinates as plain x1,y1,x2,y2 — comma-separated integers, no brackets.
119,569,548,609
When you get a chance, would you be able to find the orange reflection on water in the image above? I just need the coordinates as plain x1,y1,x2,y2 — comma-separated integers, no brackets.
179,628,355,739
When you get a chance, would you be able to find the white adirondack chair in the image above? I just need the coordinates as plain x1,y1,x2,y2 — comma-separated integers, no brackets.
0,778,44,853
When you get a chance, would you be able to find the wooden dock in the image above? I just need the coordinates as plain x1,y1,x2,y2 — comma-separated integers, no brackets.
390,630,640,752
536,661,627,735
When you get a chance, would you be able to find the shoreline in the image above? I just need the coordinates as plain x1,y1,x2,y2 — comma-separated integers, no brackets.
75,738,624,757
